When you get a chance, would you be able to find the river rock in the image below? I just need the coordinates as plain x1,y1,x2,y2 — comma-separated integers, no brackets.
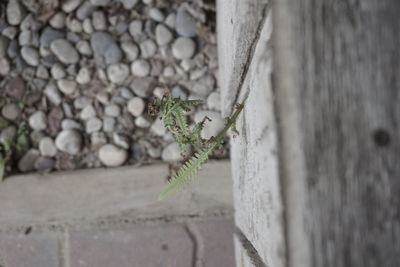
98,144,127,167
55,130,82,155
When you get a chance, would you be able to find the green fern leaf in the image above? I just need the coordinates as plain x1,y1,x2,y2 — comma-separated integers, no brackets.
158,146,214,200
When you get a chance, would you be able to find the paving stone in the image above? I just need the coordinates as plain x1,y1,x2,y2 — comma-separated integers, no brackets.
69,224,194,267
189,219,236,267
0,233,60,267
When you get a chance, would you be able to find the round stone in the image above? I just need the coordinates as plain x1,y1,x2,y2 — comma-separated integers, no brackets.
50,12,66,29
156,24,173,46
85,117,102,133
55,130,82,155
44,84,62,105
92,11,106,31
90,0,110,6
18,149,40,173
6,0,25,26
0,126,17,144
207,91,221,111
51,64,66,79
190,74,215,96
129,20,143,39
176,5,197,37
127,97,145,117
148,8,165,22
39,137,57,157
29,111,47,131
62,0,83,13
34,157,55,171
163,66,175,77
21,46,39,66
113,133,130,149
171,86,188,100
172,37,196,60
104,104,121,117
121,42,139,61
2,103,21,121
50,39,80,64
62,119,83,131
40,27,65,47
80,105,96,120
57,79,77,95
36,65,49,79
107,63,130,84
98,144,127,167
139,39,157,58
0,59,10,76
103,117,116,132
135,116,151,128
162,142,183,162
150,119,166,136
76,67,91,84
74,96,92,109
131,59,150,77
76,40,93,56
120,0,139,9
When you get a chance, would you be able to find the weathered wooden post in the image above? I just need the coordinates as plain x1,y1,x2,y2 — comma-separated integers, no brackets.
219,0,400,266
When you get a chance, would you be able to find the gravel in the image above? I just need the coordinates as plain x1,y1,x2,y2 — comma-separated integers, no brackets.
156,24,173,46
39,137,58,157
139,39,157,58
57,79,77,95
161,142,183,162
107,63,130,84
29,111,47,131
131,59,151,77
127,97,145,117
55,130,82,155
2,103,21,121
0,0,223,175
172,37,196,60
21,46,39,66
98,144,127,167
176,5,197,37
50,39,80,64
6,0,26,26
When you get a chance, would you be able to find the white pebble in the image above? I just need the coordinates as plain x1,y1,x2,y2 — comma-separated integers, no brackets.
57,79,77,95
76,67,91,84
29,111,47,131
98,144,127,167
131,59,150,77
139,39,157,58
107,63,130,85
39,137,57,157
172,37,196,60
127,97,145,117
121,42,139,61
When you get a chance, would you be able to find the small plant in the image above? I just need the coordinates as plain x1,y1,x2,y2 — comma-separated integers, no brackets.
0,122,29,181
150,93,245,200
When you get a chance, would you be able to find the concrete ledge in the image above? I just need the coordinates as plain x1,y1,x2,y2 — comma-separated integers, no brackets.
0,161,232,226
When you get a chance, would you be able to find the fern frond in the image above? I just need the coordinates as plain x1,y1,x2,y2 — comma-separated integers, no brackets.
158,146,214,200
172,108,190,137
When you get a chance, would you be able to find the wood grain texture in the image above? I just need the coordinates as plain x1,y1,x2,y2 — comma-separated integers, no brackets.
273,1,400,267
217,0,268,116
230,9,286,267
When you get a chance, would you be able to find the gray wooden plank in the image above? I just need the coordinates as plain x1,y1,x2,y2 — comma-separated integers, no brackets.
274,1,400,267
